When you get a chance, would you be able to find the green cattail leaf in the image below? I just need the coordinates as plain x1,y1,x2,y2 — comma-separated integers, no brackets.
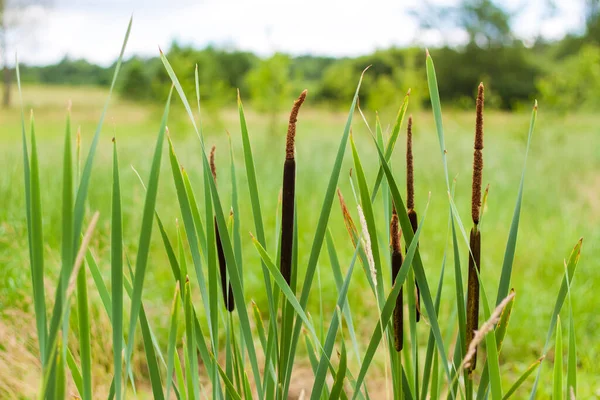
495,289,516,352
166,284,181,400
166,140,210,315
420,248,448,400
123,87,173,382
76,263,92,399
351,194,430,400
502,358,543,399
182,169,208,258
530,239,582,398
236,93,279,397
350,135,385,300
330,338,348,400
250,237,320,346
139,306,165,400
566,276,577,398
111,137,124,400
214,356,243,400
553,316,563,400
368,125,454,390
370,90,410,201
175,350,187,400
66,347,83,396
325,230,363,365
28,112,48,366
496,102,537,305
280,68,367,397
55,342,66,400
184,280,201,400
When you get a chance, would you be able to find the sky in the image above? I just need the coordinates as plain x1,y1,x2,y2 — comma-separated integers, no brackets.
10,0,587,66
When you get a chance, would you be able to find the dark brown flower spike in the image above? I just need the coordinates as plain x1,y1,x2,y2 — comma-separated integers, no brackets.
472,83,484,226
281,89,307,286
211,146,234,312
406,115,421,322
285,89,308,160
390,206,404,351
466,83,484,372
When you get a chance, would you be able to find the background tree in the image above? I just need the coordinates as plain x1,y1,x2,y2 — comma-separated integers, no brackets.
0,0,52,107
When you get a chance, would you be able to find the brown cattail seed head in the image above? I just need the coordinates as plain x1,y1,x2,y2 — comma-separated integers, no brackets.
406,115,415,211
286,89,307,160
390,207,402,253
210,145,217,182
472,83,484,225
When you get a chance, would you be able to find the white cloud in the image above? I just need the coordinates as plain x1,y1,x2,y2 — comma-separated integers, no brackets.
11,0,587,66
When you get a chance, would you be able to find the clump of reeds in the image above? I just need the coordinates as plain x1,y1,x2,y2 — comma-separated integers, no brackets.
390,206,404,351
280,89,307,286
211,146,234,312
466,83,484,372
406,115,421,322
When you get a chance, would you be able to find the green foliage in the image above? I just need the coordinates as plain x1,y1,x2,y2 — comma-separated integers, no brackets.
537,44,600,110
245,53,292,113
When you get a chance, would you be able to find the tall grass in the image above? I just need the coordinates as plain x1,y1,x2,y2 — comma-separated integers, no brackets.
19,20,583,400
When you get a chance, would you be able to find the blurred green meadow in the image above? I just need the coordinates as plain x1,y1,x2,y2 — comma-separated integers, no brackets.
1,82,599,397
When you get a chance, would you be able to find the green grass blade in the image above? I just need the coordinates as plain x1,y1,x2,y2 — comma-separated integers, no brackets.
530,239,582,398
182,169,208,258
370,130,454,388
77,262,92,399
166,284,182,400
351,195,430,400
495,102,537,305
350,135,384,298
72,17,131,249
310,243,362,400
111,137,124,400
250,237,320,346
283,68,368,396
166,138,211,316
38,212,99,400
161,53,266,398
369,90,410,201
567,285,577,398
175,350,188,400
214,358,243,400
184,280,201,400
28,112,48,366
325,230,362,365
66,347,83,395
553,316,563,400
420,250,447,400
495,289,515,351
140,306,165,400
502,358,543,399
124,88,173,384
236,93,278,388
330,335,348,400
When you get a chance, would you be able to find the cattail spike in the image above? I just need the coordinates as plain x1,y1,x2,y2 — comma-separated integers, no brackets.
286,89,307,160
466,227,481,372
210,145,217,182
406,115,415,211
472,83,484,225
390,207,404,351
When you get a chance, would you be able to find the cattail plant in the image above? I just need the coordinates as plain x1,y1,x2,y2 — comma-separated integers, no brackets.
406,115,421,322
280,89,307,286
390,206,403,351
210,145,234,312
466,83,484,372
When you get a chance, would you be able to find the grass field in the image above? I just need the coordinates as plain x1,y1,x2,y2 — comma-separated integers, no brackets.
1,84,599,398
